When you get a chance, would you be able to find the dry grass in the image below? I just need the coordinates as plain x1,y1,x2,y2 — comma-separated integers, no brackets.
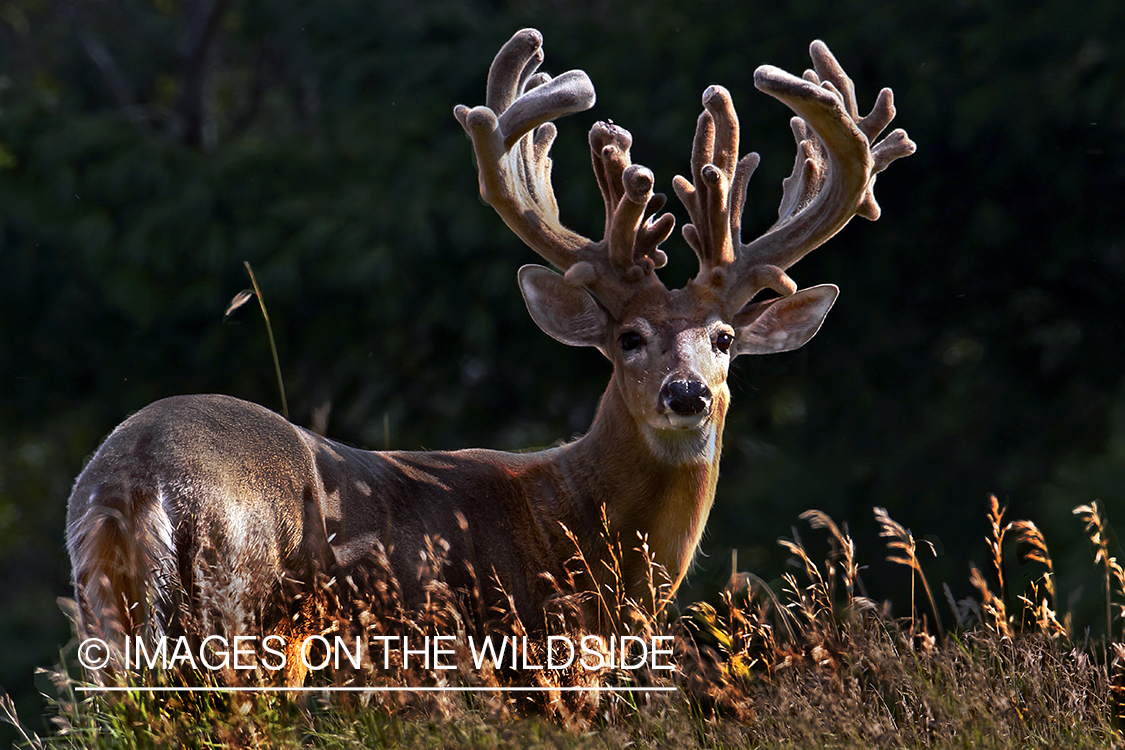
5,498,1124,748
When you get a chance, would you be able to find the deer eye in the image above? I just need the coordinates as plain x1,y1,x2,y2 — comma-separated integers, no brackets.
714,331,735,354
619,331,645,352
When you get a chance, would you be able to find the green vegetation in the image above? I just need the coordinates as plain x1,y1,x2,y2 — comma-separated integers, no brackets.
2,0,1124,745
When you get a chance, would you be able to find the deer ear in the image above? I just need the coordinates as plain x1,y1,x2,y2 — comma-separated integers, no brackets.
518,265,610,350
732,284,838,357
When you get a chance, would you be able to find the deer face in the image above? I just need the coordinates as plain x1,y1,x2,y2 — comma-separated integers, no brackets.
616,312,730,429
610,305,733,463
459,29,912,465
610,286,733,436
519,265,838,461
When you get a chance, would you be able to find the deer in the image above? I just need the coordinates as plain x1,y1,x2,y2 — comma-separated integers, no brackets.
66,28,914,686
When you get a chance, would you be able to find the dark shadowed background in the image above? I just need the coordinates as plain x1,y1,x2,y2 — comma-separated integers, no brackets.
2,0,1122,738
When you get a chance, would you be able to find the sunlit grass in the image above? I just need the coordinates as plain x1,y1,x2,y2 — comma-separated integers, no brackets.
5,498,1123,748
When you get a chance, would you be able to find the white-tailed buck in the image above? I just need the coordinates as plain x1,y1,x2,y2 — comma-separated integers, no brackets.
67,29,913,682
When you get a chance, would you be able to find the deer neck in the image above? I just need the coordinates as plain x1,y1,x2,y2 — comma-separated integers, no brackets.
554,373,728,596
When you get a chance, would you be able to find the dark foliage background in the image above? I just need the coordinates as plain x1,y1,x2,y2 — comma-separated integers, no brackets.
1,0,1122,737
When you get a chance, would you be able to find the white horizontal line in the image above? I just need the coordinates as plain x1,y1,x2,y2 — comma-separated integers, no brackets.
77,685,676,693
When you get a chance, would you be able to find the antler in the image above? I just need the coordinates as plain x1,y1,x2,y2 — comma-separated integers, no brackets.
454,29,675,318
675,40,916,313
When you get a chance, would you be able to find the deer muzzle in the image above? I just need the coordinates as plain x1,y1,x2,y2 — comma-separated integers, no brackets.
660,379,712,419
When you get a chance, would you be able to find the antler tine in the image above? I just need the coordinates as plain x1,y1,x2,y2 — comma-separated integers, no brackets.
484,29,542,116
674,85,751,278
588,123,674,283
456,29,676,317
699,40,916,313
455,30,597,274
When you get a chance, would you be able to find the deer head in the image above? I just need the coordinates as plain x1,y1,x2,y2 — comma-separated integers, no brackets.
455,30,915,469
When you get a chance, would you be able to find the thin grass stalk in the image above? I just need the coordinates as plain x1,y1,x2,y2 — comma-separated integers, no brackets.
778,532,836,639
1073,501,1123,642
970,564,1011,638
801,510,859,603
559,522,615,630
743,572,797,644
1,691,44,750
225,262,289,419
1009,518,1068,638
244,262,288,420
874,507,944,646
987,495,1008,598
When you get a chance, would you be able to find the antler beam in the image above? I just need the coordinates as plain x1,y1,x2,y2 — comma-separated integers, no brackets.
455,29,675,317
454,30,595,270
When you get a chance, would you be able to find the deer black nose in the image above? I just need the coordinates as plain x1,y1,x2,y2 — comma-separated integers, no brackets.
661,380,712,417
